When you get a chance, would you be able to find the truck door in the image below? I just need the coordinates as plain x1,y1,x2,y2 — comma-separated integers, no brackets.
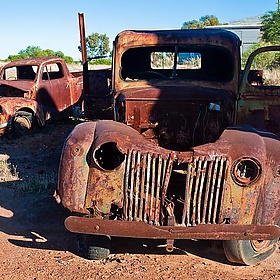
84,68,113,120
38,62,71,119
237,46,280,138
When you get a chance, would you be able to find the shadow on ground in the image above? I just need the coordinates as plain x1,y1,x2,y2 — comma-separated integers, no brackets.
0,184,231,265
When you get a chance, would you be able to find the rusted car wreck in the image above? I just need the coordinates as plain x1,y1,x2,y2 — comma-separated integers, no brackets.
55,28,280,265
0,57,83,136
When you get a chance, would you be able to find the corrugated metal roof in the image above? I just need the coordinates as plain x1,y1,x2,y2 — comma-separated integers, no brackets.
227,16,262,26
207,16,263,53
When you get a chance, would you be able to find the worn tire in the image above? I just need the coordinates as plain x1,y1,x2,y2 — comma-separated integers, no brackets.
11,111,34,137
223,220,280,265
77,234,111,260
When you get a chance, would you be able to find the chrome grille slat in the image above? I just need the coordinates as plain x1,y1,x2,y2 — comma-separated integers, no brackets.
186,162,196,226
191,159,201,225
208,157,220,224
201,160,213,224
128,150,136,221
154,156,162,225
134,152,141,221
213,157,226,221
123,152,131,221
124,151,228,227
196,159,208,224
138,153,147,221
182,162,192,226
144,153,151,223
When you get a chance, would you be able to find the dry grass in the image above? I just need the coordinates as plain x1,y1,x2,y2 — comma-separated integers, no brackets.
0,154,19,183
0,153,56,194
16,172,57,194
0,119,76,195
264,68,280,85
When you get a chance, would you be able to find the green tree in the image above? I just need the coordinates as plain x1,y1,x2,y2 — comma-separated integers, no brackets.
261,10,280,43
200,15,220,26
7,46,75,63
182,19,202,29
182,15,221,29
241,41,280,70
18,46,42,58
81,33,110,58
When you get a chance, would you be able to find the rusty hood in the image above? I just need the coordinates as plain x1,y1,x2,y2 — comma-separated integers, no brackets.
0,79,35,93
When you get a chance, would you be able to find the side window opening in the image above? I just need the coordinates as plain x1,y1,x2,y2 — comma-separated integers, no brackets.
42,63,64,80
3,66,17,80
17,65,37,80
3,65,37,80
247,50,280,87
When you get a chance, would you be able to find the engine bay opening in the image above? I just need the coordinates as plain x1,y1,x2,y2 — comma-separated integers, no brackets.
94,142,125,171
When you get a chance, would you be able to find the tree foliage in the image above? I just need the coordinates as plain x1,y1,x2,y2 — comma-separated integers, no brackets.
80,32,110,58
241,41,280,71
240,9,280,69
261,10,280,44
181,15,221,29
241,42,272,67
7,46,75,63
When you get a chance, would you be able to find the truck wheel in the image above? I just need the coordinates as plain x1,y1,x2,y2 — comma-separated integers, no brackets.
223,220,280,265
12,111,34,137
77,234,111,260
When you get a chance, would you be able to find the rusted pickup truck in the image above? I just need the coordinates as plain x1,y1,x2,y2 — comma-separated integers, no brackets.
55,28,280,265
0,57,83,136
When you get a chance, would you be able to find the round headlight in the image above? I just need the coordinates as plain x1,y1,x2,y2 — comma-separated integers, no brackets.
93,142,125,171
231,157,262,186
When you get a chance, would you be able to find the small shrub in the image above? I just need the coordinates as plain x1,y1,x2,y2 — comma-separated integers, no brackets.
0,155,57,194
16,172,57,194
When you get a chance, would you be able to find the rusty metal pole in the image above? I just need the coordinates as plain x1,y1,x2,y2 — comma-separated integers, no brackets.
78,12,89,100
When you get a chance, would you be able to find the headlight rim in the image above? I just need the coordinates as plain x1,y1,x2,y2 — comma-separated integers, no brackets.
231,157,262,187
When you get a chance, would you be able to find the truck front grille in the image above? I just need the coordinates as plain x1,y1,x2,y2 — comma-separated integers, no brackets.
123,150,228,226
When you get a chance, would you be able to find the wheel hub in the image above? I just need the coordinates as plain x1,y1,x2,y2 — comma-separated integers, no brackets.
251,239,271,252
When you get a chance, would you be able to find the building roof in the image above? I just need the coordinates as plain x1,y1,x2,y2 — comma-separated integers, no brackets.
227,16,262,26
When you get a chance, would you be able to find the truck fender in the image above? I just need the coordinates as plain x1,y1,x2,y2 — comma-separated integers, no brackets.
257,133,280,225
57,121,97,214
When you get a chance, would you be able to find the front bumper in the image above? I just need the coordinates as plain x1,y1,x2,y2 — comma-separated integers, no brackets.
65,216,280,240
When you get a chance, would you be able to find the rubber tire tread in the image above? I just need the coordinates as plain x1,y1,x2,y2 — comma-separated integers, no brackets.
223,239,278,265
11,111,34,138
77,234,111,261
223,220,280,265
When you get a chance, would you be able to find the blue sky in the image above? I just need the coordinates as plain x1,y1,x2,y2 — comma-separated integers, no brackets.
0,0,278,60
